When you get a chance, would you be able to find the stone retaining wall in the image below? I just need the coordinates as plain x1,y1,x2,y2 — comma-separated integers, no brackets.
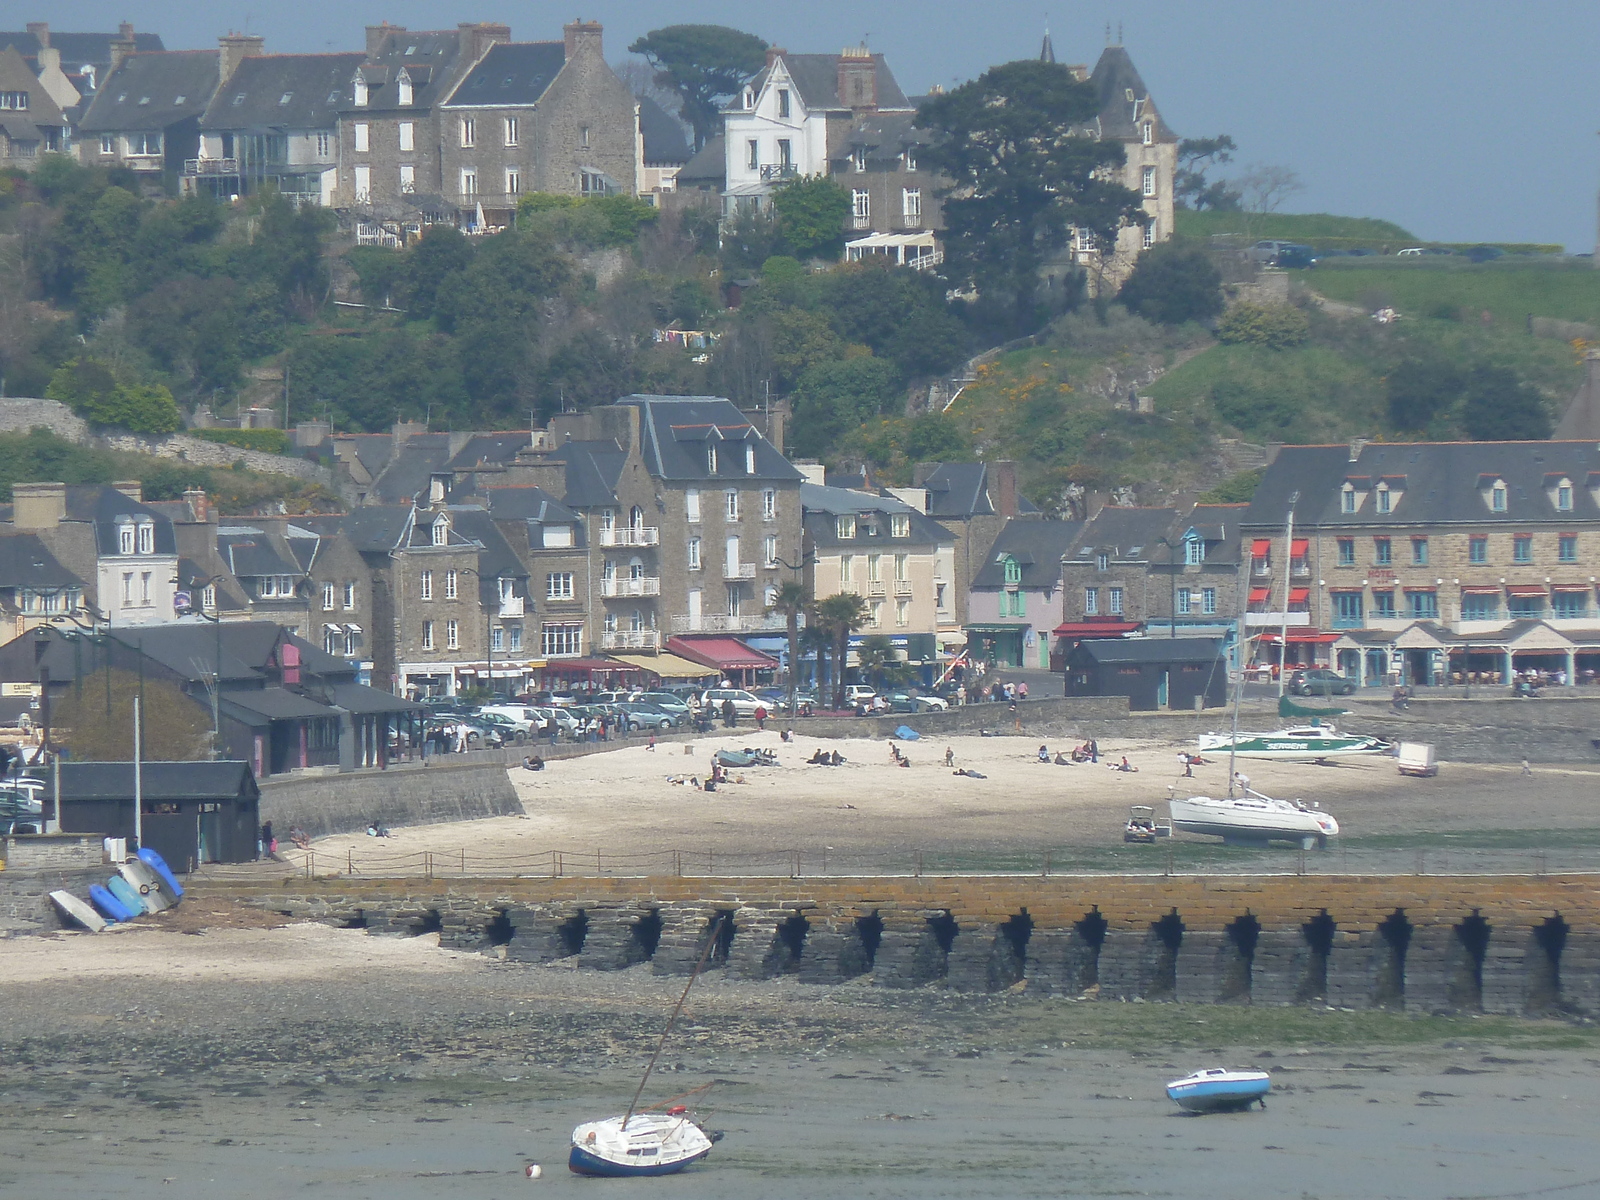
203,872,1600,1014
0,864,113,933
258,760,522,838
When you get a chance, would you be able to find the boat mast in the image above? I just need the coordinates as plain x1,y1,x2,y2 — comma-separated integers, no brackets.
622,915,723,1130
1277,491,1299,700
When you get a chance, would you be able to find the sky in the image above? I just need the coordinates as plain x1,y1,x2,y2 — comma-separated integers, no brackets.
22,0,1600,250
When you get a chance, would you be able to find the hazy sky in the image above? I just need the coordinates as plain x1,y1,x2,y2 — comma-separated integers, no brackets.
26,0,1600,250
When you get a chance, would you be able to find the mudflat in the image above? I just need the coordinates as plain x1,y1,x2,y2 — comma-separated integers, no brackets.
1,922,1596,1200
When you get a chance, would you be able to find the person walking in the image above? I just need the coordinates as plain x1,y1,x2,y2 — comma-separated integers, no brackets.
754,704,767,731
956,683,967,706
722,698,737,728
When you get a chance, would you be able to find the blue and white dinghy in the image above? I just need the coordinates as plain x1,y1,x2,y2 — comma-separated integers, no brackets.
1166,1068,1271,1113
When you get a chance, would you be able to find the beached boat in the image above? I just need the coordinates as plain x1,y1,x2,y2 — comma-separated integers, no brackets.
1196,724,1390,762
1168,788,1339,848
1166,1068,1271,1113
567,918,723,1178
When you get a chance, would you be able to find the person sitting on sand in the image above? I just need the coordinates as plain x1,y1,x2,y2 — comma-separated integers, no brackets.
1111,756,1137,773
897,755,910,767
522,755,545,771
830,749,845,766
1054,751,1072,765
1037,744,1050,763
808,748,829,765
288,825,312,850
365,820,392,837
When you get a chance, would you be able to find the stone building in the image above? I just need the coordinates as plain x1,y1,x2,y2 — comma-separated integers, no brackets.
637,94,691,198
0,22,165,119
1242,441,1600,688
965,518,1083,670
76,43,221,179
836,110,944,269
0,43,69,166
189,40,363,205
437,21,638,224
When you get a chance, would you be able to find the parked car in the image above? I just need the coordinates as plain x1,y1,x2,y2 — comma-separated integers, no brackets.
1396,247,1423,257
884,692,948,714
1462,245,1504,263
701,687,763,716
842,685,877,706
636,691,691,717
1289,668,1357,697
592,691,641,706
1246,239,1294,265
616,701,680,731
1274,243,1317,269
477,705,538,737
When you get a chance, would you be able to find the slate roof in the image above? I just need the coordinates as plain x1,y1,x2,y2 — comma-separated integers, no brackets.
61,486,178,556
370,434,454,504
620,395,803,485
1241,442,1600,530
1151,503,1247,567
972,519,1084,589
342,29,467,112
57,760,256,802
1070,636,1224,665
638,95,690,165
335,506,413,553
919,463,1040,519
837,110,926,166
1068,506,1179,561
444,505,528,602
220,687,334,721
0,45,67,128
741,53,911,113
443,41,567,107
800,483,952,548
444,433,533,471
675,134,725,186
201,52,363,131
483,485,579,524
1089,45,1176,143
78,50,220,132
0,533,85,592
0,29,165,70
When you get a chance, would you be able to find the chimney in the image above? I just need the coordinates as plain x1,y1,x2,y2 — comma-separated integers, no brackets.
563,20,603,62
112,481,143,503
992,460,1018,517
12,483,66,530
182,488,212,524
218,33,265,83
392,420,427,446
765,45,785,69
294,419,331,449
1348,437,1368,463
365,23,399,58
837,45,877,111
26,22,48,48
109,28,136,74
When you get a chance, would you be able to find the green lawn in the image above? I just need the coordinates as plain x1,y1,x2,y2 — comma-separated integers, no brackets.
1293,260,1600,329
1175,210,1414,242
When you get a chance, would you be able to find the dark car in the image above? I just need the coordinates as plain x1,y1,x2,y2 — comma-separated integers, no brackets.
1462,245,1504,263
1289,668,1357,697
1275,243,1318,269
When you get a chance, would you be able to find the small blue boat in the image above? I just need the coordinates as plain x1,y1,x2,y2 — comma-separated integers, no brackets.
107,875,147,917
138,847,184,900
1166,1068,1271,1113
88,884,137,923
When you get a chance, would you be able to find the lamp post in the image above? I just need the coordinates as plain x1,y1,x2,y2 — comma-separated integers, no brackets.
1278,491,1301,699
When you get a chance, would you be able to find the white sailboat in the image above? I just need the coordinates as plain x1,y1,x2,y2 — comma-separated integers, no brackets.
1168,786,1339,849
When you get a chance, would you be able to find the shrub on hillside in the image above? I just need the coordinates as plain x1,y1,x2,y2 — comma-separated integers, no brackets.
45,358,181,434
1461,364,1552,441
1116,240,1224,326
1216,302,1310,349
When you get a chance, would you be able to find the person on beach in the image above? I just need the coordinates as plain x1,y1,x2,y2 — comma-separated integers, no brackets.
647,732,657,752
522,755,545,771
1037,745,1051,763
1179,753,1193,778
953,768,987,779
808,748,829,764
754,704,767,730
956,683,966,706
1054,750,1071,765
288,825,312,849
829,749,845,765
944,746,955,767
722,698,737,728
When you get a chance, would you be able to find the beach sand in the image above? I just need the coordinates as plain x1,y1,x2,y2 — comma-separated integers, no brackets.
1,922,1597,1200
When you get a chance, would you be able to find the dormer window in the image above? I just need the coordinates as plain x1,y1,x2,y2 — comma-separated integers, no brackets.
396,72,412,105
744,443,756,474
431,516,449,546
1491,480,1507,512
118,523,135,555
707,445,718,474
1003,556,1021,585
1184,535,1205,565
137,522,154,554
837,515,856,539
852,146,867,173
1375,483,1392,514
891,513,910,538
353,77,368,107
904,147,917,171
743,86,754,109
1141,121,1153,145
1555,479,1573,512
1341,483,1357,514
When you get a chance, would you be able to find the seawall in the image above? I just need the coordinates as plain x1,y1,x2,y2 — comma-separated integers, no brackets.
258,759,522,838
204,872,1600,1015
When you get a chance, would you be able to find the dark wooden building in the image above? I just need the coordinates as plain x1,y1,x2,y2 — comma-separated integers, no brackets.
1064,637,1227,711
57,760,260,869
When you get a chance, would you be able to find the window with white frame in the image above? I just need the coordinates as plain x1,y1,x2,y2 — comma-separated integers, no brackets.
1557,479,1574,511
866,554,881,583
904,146,918,171
747,139,758,170
353,165,370,200
139,573,151,606
353,77,368,106
1084,587,1099,615
460,117,475,147
896,598,909,626
1142,166,1156,197
491,626,504,651
706,445,718,474
1185,536,1205,565
542,624,582,657
902,187,921,223
840,555,853,583
1376,484,1392,514
344,629,358,656
869,599,883,625
852,146,867,173
444,569,458,600
508,626,522,652
353,122,369,152
396,73,412,105
1491,480,1507,512
762,489,776,520
852,188,870,225
1202,587,1217,615
745,443,756,474
316,131,330,157
890,513,910,538
461,168,477,197
764,535,778,567
202,584,216,611
684,489,700,522
121,572,133,607
419,570,433,600
894,552,908,581
343,581,356,608
322,583,335,610
325,627,339,655
506,167,520,195
1109,587,1124,615
100,134,114,155
725,489,740,520
837,515,856,539
1142,222,1155,249
127,132,162,156
118,524,135,555
1141,121,1153,145
398,121,414,151
422,620,434,650
1177,588,1192,615
546,572,574,600
399,163,415,193
136,522,153,554
687,537,702,570
580,126,590,148
504,116,519,146
432,517,448,546
1341,484,1357,513
446,619,459,650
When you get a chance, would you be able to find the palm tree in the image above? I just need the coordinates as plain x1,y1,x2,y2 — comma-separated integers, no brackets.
815,593,869,710
799,623,831,697
855,634,913,694
766,580,810,712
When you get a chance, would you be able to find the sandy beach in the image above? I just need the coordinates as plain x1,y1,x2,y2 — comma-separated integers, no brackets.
2,920,1598,1200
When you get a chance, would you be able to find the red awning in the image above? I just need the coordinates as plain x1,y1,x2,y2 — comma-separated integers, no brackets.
1259,631,1340,644
1288,587,1310,604
1251,539,1271,558
543,657,639,674
1506,585,1548,597
1053,620,1141,637
1248,586,1270,603
665,636,779,672
1460,585,1500,595
1290,538,1309,557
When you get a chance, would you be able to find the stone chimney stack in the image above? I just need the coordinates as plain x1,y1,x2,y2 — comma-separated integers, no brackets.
182,488,212,524
392,420,427,447
563,20,603,61
26,22,48,47
109,26,137,74
837,45,877,111
112,481,143,503
992,460,1019,517
1348,437,1368,463
460,22,511,62
218,33,265,84
12,483,66,531
765,45,785,69
366,23,399,57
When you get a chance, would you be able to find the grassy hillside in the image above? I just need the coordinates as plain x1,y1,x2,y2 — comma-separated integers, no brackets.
1293,260,1600,328
1175,210,1414,242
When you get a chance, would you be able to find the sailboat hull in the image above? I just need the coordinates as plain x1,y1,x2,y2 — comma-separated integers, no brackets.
569,1113,714,1177
568,1142,710,1177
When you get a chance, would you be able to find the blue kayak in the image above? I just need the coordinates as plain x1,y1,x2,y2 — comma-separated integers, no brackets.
107,875,148,917
138,847,184,900
89,883,137,923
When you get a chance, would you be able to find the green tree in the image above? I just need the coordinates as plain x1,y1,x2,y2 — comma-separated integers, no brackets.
790,355,901,456
1386,357,1465,432
918,60,1146,332
770,175,851,260
1461,365,1552,441
1197,468,1264,504
719,203,782,274
400,226,474,320
765,579,809,711
815,592,869,709
855,634,913,692
1116,240,1224,326
95,381,182,434
1174,135,1241,211
1215,301,1310,349
628,25,769,152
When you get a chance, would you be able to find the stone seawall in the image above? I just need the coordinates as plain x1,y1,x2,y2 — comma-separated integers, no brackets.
205,872,1600,1014
0,398,331,485
259,760,522,838
0,864,114,933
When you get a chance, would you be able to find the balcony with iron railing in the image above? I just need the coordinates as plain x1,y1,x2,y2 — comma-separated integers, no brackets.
184,158,240,176
866,580,886,596
760,163,798,182
723,562,757,580
497,596,525,618
598,527,660,547
601,576,661,598
670,613,787,634
894,579,913,596
600,629,661,651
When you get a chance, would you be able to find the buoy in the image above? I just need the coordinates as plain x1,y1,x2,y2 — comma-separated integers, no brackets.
525,1163,543,1179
